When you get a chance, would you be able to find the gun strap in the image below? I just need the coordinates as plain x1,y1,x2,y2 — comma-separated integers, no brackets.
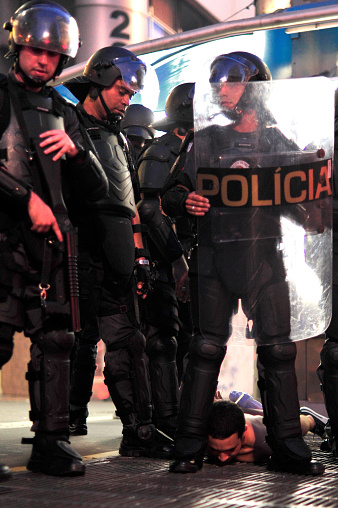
6,80,43,196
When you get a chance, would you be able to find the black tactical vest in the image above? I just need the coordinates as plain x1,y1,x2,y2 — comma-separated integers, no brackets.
0,78,67,211
83,119,136,217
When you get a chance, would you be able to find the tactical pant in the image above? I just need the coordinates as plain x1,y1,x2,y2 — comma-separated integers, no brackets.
71,215,153,431
175,245,307,461
141,280,180,425
316,214,338,449
0,233,73,435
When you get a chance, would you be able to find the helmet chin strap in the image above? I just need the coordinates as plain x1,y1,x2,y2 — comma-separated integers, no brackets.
15,61,47,89
98,90,122,125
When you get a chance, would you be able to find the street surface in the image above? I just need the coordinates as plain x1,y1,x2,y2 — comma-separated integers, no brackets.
0,397,122,470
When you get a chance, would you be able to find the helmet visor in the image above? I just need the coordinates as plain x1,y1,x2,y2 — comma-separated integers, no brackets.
12,3,80,57
113,57,147,93
209,56,256,84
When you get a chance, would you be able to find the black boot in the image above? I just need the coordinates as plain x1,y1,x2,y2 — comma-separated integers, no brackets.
317,338,338,456
0,464,11,482
69,407,89,436
257,344,325,476
23,432,85,476
267,436,325,476
119,424,174,459
169,457,203,474
170,333,226,474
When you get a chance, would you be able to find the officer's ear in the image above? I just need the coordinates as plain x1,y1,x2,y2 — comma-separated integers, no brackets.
89,86,99,100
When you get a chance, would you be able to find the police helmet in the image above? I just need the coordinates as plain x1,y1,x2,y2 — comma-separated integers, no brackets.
210,52,271,85
153,82,195,132
4,1,80,77
121,104,155,141
84,46,146,93
209,52,271,118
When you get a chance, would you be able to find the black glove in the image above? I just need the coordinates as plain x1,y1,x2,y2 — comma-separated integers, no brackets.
134,262,154,297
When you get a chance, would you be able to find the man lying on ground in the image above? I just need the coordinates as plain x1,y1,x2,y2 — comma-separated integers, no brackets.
206,399,327,465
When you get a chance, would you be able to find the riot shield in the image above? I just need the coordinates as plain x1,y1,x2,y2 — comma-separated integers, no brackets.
195,77,333,346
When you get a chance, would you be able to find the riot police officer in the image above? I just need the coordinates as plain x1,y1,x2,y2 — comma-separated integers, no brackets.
138,83,195,389
121,103,155,159
136,84,196,437
64,46,174,458
317,88,338,456
164,52,327,475
0,1,108,477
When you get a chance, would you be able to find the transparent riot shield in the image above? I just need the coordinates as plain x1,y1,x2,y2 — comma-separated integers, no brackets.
195,76,334,346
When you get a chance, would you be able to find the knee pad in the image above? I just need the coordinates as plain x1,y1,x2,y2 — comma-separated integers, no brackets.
0,323,15,368
34,330,75,356
258,342,297,368
146,334,177,361
189,334,226,364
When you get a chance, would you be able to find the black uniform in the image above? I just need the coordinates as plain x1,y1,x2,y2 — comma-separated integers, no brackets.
0,72,108,474
317,99,338,454
137,132,184,437
164,122,328,473
69,106,173,456
138,131,194,386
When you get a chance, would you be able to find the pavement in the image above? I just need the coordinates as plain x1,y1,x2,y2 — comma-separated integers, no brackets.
0,397,338,507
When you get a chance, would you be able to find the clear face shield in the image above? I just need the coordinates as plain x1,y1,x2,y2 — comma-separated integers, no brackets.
11,4,80,58
209,56,257,114
113,57,147,93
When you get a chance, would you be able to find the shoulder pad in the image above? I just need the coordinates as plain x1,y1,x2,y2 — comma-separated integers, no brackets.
138,144,174,191
138,142,172,165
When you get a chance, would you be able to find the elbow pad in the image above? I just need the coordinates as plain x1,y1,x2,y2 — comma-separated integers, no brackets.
138,198,183,263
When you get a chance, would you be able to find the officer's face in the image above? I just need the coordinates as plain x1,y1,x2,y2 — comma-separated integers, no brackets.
18,46,61,84
100,79,135,118
218,81,245,111
207,432,243,464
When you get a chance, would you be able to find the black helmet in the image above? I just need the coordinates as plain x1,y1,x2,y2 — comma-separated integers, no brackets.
66,47,146,104
65,46,146,126
210,52,271,85
84,46,146,93
153,82,195,132
4,1,80,77
121,104,155,140
209,52,271,119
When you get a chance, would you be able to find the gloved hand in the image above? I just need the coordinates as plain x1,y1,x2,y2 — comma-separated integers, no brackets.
134,261,154,299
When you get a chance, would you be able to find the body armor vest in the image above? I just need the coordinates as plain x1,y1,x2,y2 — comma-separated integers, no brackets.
138,133,181,192
0,102,33,186
197,126,292,245
0,82,66,211
197,124,328,245
85,123,135,217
